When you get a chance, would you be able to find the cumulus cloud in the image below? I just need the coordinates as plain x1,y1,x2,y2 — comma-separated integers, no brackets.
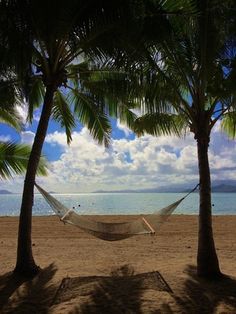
21,131,35,144
43,126,236,193
2,123,236,193
0,135,11,142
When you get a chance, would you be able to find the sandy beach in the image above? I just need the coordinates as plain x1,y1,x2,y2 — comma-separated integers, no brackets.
0,215,236,313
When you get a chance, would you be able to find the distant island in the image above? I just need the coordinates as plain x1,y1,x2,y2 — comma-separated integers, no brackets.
93,184,236,193
0,190,13,194
1,183,236,195
211,184,236,193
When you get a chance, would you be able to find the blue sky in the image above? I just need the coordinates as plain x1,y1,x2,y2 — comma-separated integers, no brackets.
1,104,236,193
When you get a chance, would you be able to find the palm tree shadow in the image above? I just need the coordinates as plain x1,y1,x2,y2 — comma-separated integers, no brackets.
0,272,26,311
62,264,171,314
0,263,57,314
157,265,236,314
79,265,143,314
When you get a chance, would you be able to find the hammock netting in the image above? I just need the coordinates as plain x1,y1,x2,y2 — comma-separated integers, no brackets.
35,183,197,241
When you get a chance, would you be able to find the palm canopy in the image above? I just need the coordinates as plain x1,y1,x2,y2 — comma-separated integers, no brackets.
1,0,197,146
134,1,236,138
1,0,156,145
28,60,141,147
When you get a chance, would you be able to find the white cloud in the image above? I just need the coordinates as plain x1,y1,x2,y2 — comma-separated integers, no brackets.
2,123,236,193
0,135,11,142
21,131,35,144
43,126,236,193
46,131,68,147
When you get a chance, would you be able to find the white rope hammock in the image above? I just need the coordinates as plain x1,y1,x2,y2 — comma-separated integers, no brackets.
35,183,198,241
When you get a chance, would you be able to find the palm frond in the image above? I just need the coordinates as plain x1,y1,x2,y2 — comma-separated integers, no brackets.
134,112,188,137
52,91,76,144
0,108,22,131
116,104,138,131
0,142,47,179
69,89,111,147
221,112,236,139
0,79,18,108
27,77,45,123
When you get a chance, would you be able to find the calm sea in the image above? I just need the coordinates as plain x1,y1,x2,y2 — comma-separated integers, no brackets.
0,192,235,216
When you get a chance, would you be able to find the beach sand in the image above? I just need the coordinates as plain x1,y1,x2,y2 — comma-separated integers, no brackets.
0,215,236,313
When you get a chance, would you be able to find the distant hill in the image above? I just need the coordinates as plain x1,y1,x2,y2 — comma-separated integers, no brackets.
94,187,188,193
212,184,236,193
0,189,12,194
183,184,236,193
94,183,236,193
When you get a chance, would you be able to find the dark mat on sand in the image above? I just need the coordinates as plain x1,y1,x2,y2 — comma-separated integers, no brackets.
52,270,172,305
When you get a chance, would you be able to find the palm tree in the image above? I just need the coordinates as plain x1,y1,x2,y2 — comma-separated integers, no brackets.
1,0,146,277
133,1,236,278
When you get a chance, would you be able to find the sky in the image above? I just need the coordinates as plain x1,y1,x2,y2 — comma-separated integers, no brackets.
1,105,236,193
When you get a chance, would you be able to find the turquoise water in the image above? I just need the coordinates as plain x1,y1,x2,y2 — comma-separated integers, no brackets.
0,192,235,216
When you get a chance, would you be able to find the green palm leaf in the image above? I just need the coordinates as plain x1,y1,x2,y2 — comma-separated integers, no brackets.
0,142,47,179
221,112,236,139
134,113,187,137
70,89,111,147
0,108,22,131
68,61,141,132
52,91,76,144
27,77,45,122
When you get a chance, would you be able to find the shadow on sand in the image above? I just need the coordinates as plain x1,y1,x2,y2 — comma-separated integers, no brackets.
1,264,236,313
67,265,236,314
0,263,57,314
63,264,171,314
157,265,236,314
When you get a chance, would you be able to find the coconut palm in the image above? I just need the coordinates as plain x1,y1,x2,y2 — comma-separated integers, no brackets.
134,1,236,278
1,0,148,277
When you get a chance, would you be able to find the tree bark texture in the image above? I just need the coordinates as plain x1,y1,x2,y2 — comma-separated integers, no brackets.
14,87,55,277
196,136,222,278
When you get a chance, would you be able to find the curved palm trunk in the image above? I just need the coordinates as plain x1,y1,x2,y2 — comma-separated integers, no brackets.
14,87,55,277
196,137,222,278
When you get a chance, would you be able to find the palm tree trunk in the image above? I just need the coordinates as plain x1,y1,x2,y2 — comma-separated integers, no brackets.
14,87,55,277
196,136,222,278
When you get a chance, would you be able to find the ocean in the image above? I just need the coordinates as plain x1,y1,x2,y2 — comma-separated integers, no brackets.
0,192,235,216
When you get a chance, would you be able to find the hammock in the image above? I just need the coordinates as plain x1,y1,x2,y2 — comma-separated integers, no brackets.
35,183,198,241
